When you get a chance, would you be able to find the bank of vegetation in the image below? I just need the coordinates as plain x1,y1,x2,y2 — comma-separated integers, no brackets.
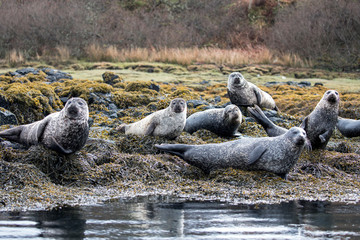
0,0,359,70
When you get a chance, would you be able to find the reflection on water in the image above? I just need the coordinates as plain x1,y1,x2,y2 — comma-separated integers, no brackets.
0,196,359,239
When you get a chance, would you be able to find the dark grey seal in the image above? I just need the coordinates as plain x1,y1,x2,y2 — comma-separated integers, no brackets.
248,90,340,149
227,72,278,111
0,97,89,154
117,98,187,140
156,127,308,179
336,117,360,138
184,104,242,137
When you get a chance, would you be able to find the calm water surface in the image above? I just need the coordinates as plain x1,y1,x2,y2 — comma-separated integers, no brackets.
0,196,359,239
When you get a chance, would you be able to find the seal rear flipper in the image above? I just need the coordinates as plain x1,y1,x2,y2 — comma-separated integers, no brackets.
48,136,73,154
155,144,190,159
0,126,24,142
248,105,286,137
248,145,267,165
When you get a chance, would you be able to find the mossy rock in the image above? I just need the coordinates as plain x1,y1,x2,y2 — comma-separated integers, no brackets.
102,71,124,86
60,79,113,101
0,82,63,124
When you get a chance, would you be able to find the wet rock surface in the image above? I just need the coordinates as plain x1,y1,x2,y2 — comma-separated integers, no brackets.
0,67,359,211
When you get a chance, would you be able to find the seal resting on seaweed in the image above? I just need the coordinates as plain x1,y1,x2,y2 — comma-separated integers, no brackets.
0,97,89,154
248,90,340,149
117,98,187,140
227,72,278,111
184,104,242,137
156,127,309,179
336,117,360,138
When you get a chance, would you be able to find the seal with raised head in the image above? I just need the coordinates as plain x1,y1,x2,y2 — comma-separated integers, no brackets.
117,98,187,139
227,72,278,111
156,127,308,179
248,90,340,149
184,104,242,137
0,97,89,154
336,117,360,138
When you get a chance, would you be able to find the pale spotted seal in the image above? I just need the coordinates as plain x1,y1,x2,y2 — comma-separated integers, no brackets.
184,104,242,137
248,90,340,149
0,97,89,154
336,117,360,138
117,98,187,139
227,72,278,111
156,127,308,179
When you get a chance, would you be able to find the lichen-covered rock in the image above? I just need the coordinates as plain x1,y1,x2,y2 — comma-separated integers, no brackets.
0,108,18,126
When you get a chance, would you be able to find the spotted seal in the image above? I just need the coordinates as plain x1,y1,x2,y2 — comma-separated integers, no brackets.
248,90,340,149
156,127,308,179
184,104,242,137
117,98,187,139
227,72,278,111
0,97,89,154
336,117,360,138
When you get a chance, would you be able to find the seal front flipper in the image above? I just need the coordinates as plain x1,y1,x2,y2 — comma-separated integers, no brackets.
48,136,73,154
319,130,332,143
248,145,267,165
155,144,190,159
254,88,262,106
36,117,50,141
145,121,158,136
0,126,24,142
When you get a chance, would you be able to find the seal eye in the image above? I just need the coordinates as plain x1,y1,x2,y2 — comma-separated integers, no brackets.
68,101,72,104
335,92,339,95
78,102,83,106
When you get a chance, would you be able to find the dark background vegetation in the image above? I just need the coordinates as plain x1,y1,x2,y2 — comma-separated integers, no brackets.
0,0,359,70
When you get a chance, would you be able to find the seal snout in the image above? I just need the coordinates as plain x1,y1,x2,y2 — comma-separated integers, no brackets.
67,105,80,118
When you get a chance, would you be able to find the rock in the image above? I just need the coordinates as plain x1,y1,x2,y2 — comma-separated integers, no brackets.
314,82,324,87
186,100,209,108
102,72,123,85
214,96,221,104
149,83,160,92
0,109,18,126
16,68,37,75
41,68,72,82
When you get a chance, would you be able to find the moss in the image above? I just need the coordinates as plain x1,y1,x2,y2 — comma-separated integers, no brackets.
112,90,154,108
0,82,62,124
60,79,113,100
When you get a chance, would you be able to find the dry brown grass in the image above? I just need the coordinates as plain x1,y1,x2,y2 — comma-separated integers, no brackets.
84,45,295,67
8,49,25,67
4,45,313,68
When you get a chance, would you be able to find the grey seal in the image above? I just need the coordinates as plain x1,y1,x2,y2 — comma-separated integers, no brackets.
248,90,340,149
117,98,187,139
156,127,308,179
184,104,242,137
0,97,89,154
336,117,360,138
227,72,278,111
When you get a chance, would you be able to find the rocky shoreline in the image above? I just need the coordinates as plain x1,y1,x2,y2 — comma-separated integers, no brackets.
0,67,359,211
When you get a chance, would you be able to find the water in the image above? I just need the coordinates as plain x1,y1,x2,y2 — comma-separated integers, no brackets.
0,196,359,239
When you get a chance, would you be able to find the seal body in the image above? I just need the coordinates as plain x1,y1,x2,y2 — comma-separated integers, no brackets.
227,72,278,110
248,90,340,149
300,90,340,149
118,98,187,139
184,104,242,137
336,118,360,138
0,97,89,154
156,127,307,179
